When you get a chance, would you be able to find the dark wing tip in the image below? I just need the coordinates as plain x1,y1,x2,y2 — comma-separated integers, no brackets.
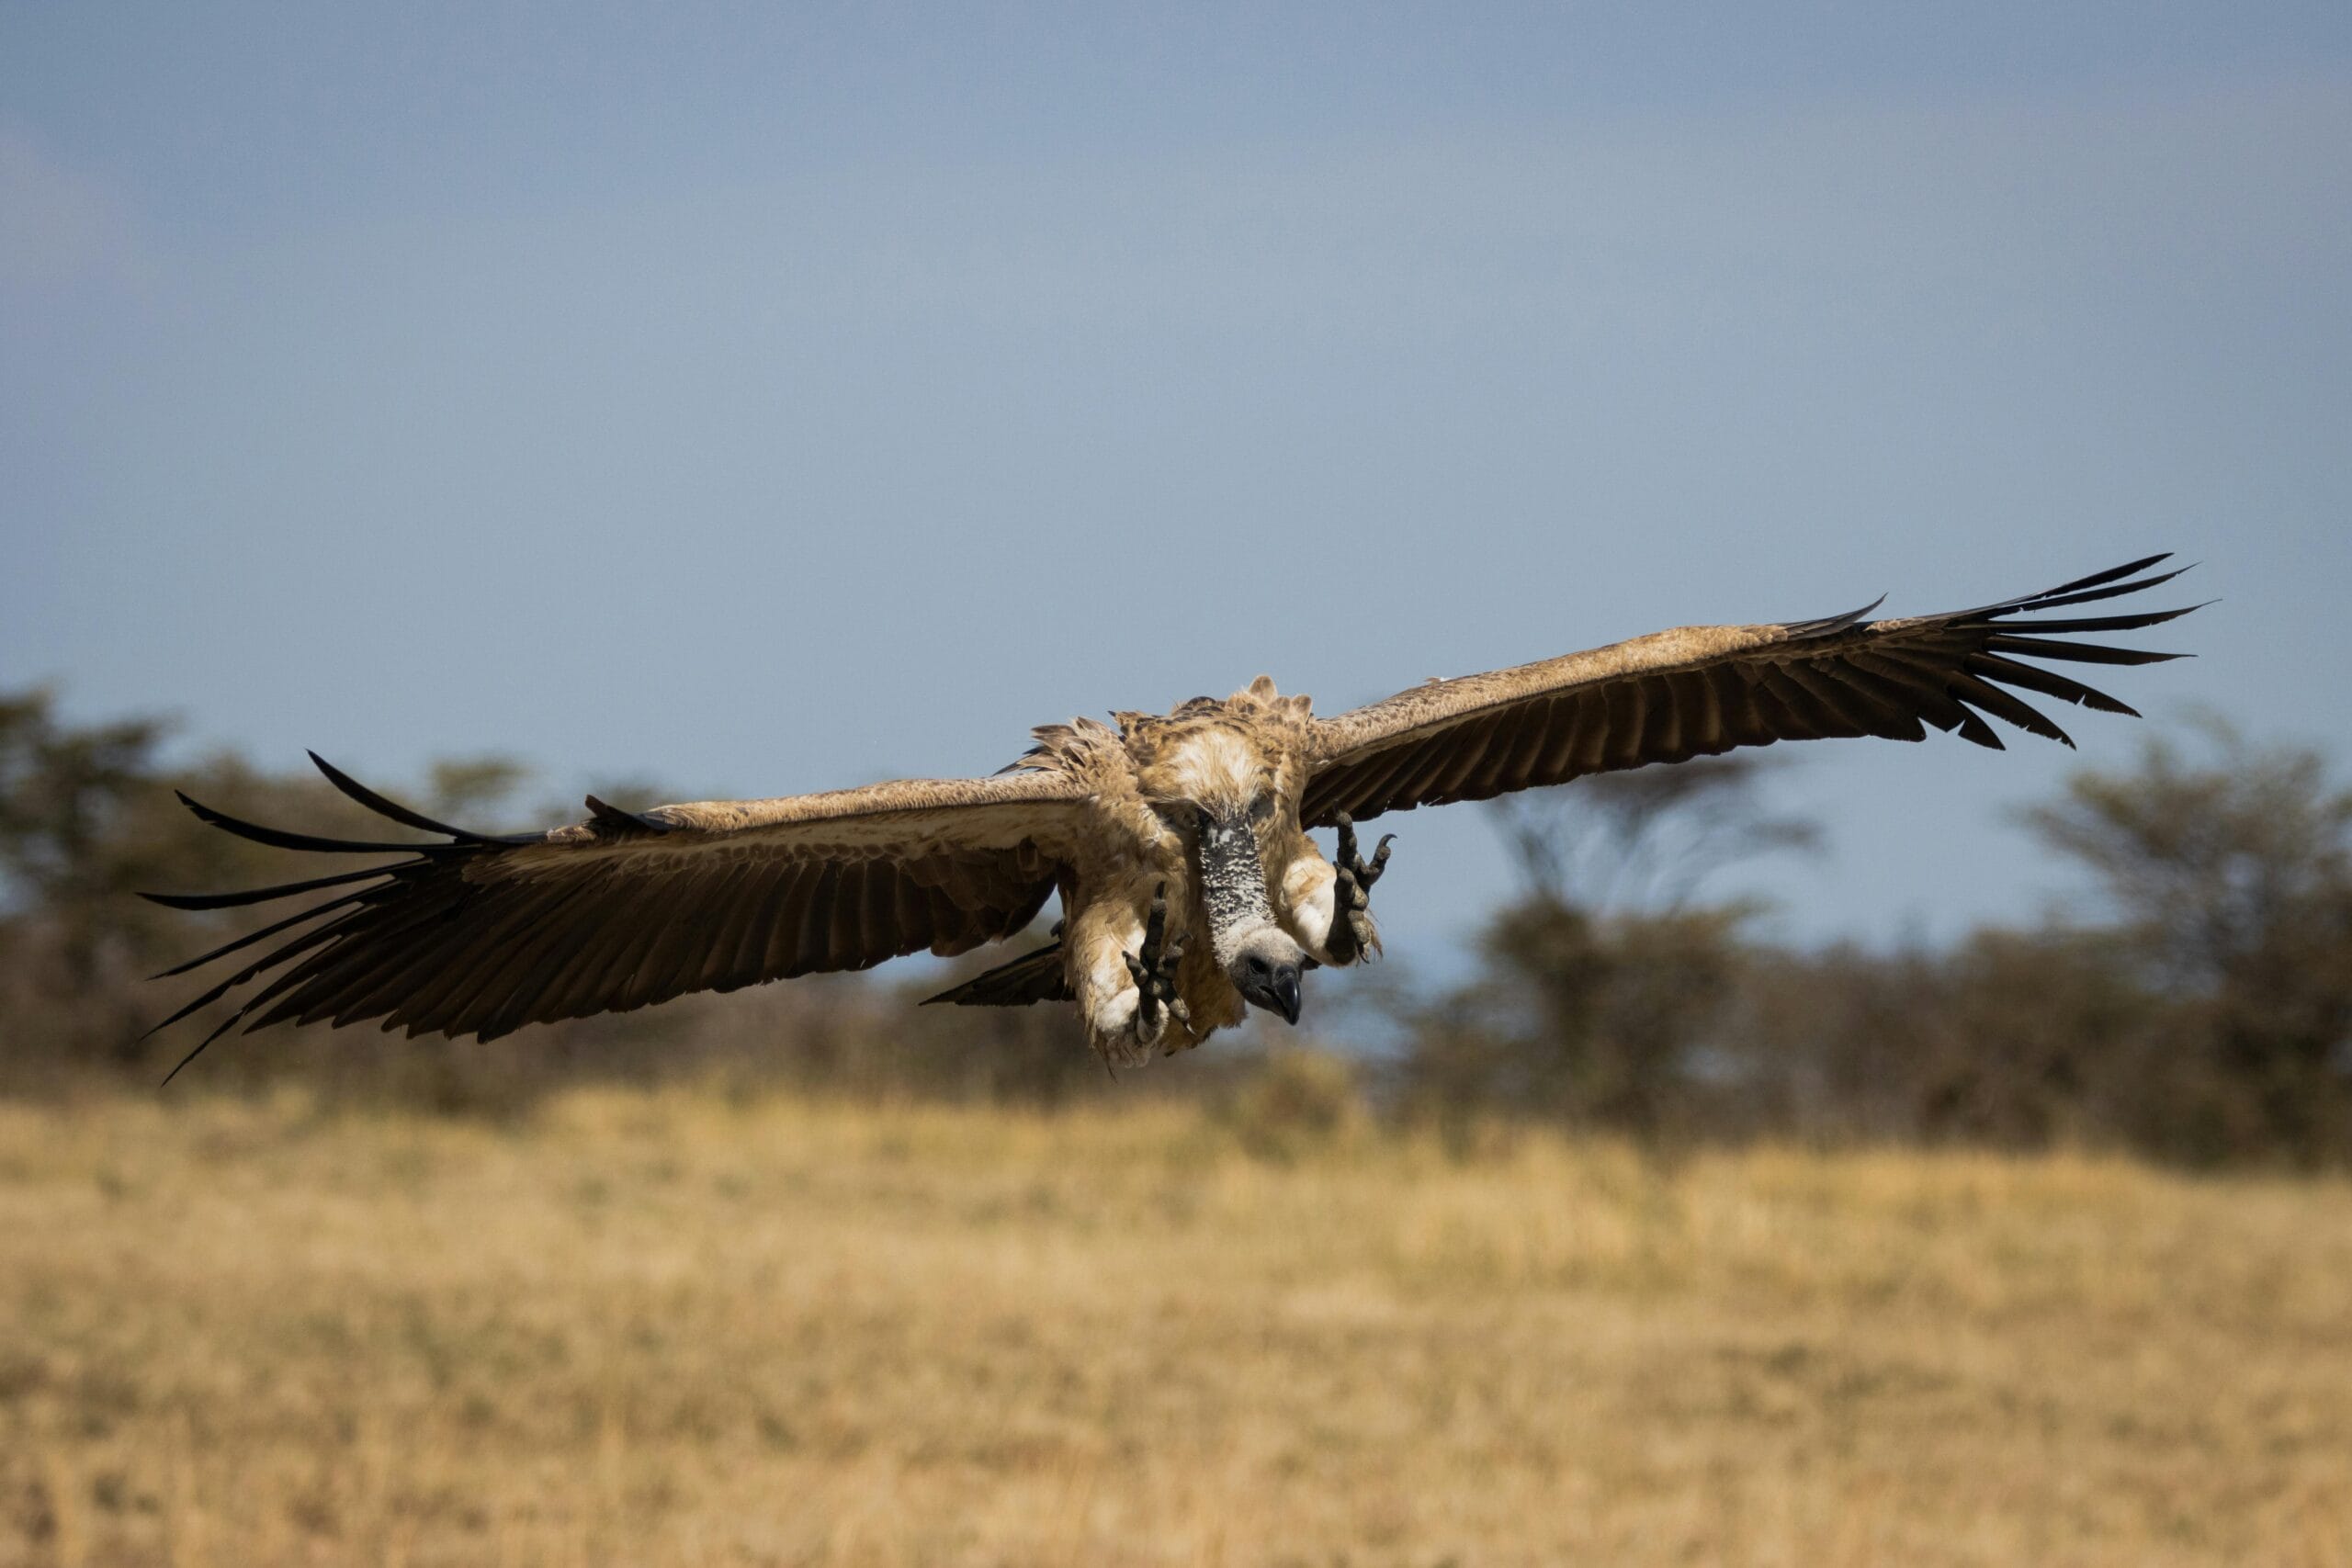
306,752,482,840
159,1013,239,1086
1785,594,1886,639
584,795,674,837
2048,551,2172,594
1995,558,2191,615
174,790,453,855
1931,558,2203,746
136,860,420,912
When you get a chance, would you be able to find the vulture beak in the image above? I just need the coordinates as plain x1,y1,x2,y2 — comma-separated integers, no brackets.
1236,953,1304,1025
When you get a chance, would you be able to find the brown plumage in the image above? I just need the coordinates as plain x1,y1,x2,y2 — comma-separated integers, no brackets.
147,555,2199,1075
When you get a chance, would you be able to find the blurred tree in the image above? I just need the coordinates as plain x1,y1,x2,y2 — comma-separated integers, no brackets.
0,690,179,1061
1400,758,1818,1139
2024,716,2352,1164
0,689,167,948
1487,754,1821,913
426,756,533,824
1910,929,2161,1148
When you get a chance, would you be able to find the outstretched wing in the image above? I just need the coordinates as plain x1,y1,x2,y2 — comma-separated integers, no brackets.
1304,554,2200,827
145,757,1088,1074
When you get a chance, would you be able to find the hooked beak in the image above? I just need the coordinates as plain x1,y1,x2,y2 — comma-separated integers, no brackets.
1237,957,1304,1026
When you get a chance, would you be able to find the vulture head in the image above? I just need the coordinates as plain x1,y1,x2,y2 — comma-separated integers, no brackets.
1145,720,1311,1026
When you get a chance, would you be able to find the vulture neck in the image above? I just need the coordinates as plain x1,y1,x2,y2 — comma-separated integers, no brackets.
1198,818,1279,967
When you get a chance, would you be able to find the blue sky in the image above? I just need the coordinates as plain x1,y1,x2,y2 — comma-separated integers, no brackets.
5,4,2348,977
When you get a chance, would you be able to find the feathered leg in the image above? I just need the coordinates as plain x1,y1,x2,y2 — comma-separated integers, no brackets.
1321,814,1393,965
1069,882,1190,1067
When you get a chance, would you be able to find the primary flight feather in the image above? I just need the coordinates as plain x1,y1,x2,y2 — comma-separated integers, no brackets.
147,555,2199,1077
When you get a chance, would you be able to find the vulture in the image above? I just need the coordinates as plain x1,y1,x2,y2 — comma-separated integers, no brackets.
147,555,2198,1076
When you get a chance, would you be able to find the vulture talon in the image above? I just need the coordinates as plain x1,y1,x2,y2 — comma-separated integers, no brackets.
1121,882,1190,1055
1325,812,1395,965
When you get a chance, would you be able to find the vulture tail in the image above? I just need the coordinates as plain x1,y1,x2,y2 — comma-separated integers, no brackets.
922,941,1072,1008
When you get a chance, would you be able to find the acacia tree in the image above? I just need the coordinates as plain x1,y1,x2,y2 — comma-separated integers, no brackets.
0,691,186,1061
1401,757,1819,1139
2025,716,2352,1164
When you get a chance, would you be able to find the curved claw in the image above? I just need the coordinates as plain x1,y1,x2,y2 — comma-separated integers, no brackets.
1123,881,1191,1051
1333,812,1394,888
1327,816,1396,966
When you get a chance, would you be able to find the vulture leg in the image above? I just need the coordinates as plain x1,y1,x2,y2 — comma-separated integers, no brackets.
1321,813,1394,965
1118,882,1190,1061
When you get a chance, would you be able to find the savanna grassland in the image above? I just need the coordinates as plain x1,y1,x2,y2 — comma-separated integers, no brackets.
3,1084,2348,1567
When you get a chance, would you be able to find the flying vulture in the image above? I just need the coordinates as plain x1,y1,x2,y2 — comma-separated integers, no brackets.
147,555,2198,1075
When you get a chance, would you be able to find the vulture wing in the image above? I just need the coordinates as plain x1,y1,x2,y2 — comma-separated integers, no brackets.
145,758,1087,1075
1304,554,2200,827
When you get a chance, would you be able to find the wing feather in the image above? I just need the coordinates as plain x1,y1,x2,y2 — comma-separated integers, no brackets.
1305,557,2198,825
146,758,1087,1068
694,862,771,995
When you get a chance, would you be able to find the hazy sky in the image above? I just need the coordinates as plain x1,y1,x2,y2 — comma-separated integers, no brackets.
6,4,2349,978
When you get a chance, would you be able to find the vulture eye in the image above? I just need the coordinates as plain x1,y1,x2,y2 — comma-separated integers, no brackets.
1148,800,1204,833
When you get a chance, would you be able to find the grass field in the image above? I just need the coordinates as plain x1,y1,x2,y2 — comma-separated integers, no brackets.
2,1080,2348,1566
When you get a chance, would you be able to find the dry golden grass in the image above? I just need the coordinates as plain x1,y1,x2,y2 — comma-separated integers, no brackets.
2,1081,2349,1567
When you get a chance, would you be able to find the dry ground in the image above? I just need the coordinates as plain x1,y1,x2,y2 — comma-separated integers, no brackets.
1,1084,2347,1566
